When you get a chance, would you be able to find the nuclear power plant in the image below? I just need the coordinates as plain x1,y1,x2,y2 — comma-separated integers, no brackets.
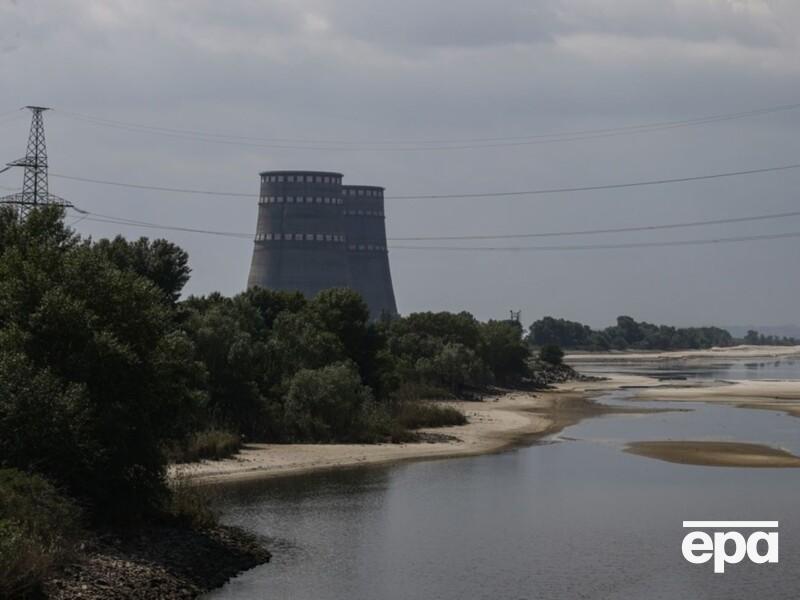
247,170,398,318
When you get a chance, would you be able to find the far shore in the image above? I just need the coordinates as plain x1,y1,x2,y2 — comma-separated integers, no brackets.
175,374,656,485
567,344,800,362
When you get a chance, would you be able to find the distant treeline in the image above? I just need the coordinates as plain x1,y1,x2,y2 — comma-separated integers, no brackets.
526,315,799,351
740,329,799,347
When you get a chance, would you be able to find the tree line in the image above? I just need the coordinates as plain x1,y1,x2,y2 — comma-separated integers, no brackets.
529,315,798,351
0,206,535,531
529,315,734,350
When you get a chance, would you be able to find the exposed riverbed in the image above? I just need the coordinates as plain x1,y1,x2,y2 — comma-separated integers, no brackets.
206,357,800,600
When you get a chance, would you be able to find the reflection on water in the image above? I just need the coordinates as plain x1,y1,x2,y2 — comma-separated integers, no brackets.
207,360,800,600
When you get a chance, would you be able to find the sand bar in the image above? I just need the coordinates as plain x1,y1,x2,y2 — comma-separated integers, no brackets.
568,344,800,363
625,441,800,468
637,379,800,417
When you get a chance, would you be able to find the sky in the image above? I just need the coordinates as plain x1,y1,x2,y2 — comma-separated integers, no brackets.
1,0,799,329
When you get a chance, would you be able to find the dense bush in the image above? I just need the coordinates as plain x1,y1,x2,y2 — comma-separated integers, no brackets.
395,402,467,429
384,312,529,394
166,430,243,464
539,345,565,365
0,469,81,598
165,473,219,529
479,320,530,385
0,206,203,519
284,362,386,442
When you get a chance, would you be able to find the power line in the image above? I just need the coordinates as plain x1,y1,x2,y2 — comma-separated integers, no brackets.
80,214,252,239
51,173,254,197
390,231,800,252
390,210,800,240
56,101,800,151
71,211,800,252
50,162,800,200
389,164,800,199
70,207,800,246
0,113,26,127
0,108,24,120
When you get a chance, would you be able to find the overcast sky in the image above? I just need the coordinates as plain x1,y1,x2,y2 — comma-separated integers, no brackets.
1,0,799,328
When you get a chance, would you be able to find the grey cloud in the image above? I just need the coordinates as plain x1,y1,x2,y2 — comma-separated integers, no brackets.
1,0,799,326
311,0,560,48
306,0,788,52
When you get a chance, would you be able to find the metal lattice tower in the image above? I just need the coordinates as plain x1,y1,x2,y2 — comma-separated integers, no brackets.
1,106,69,217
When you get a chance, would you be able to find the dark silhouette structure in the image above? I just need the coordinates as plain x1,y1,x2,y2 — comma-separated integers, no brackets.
1,106,70,217
247,170,397,318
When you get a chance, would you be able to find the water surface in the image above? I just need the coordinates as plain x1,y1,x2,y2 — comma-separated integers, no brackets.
208,360,800,600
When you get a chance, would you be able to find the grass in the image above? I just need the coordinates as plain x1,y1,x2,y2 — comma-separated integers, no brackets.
165,472,219,529
391,382,454,403
166,430,242,464
0,469,82,599
395,401,467,430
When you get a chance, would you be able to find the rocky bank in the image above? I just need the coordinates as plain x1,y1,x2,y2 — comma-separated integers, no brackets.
43,524,270,599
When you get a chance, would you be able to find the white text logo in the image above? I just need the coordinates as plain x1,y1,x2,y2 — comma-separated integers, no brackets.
682,521,779,573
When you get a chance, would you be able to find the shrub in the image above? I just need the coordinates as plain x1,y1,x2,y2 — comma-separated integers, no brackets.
391,381,454,403
284,363,377,442
395,402,467,430
165,430,242,464
165,472,218,529
539,344,565,366
0,469,81,598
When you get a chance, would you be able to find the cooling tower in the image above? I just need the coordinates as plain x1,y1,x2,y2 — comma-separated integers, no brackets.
248,171,348,297
247,171,398,319
342,185,397,318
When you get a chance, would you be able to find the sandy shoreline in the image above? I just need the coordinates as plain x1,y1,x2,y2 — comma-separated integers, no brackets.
636,379,800,418
177,346,800,483
567,344,800,362
176,375,650,485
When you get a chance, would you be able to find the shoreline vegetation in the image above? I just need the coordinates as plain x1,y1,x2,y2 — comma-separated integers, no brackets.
3,208,800,598
181,345,800,485
175,379,632,485
0,207,579,598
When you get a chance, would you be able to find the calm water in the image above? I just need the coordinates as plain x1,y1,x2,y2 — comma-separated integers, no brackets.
207,359,800,599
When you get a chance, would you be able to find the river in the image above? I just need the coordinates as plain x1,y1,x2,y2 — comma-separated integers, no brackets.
207,359,800,599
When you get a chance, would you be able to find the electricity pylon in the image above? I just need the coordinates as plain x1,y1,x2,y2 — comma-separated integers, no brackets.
0,106,70,218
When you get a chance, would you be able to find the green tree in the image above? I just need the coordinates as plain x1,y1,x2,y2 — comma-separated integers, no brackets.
539,344,565,365
284,362,377,442
480,320,530,385
183,300,268,437
0,206,202,518
93,235,191,303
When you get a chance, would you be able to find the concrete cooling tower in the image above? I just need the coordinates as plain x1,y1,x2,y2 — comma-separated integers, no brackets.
247,170,397,318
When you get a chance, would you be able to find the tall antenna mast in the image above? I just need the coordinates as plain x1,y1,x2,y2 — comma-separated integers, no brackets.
0,106,70,218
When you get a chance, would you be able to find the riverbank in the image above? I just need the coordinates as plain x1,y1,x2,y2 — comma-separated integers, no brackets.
635,379,800,417
177,351,800,483
567,344,800,362
177,375,654,485
43,524,270,600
